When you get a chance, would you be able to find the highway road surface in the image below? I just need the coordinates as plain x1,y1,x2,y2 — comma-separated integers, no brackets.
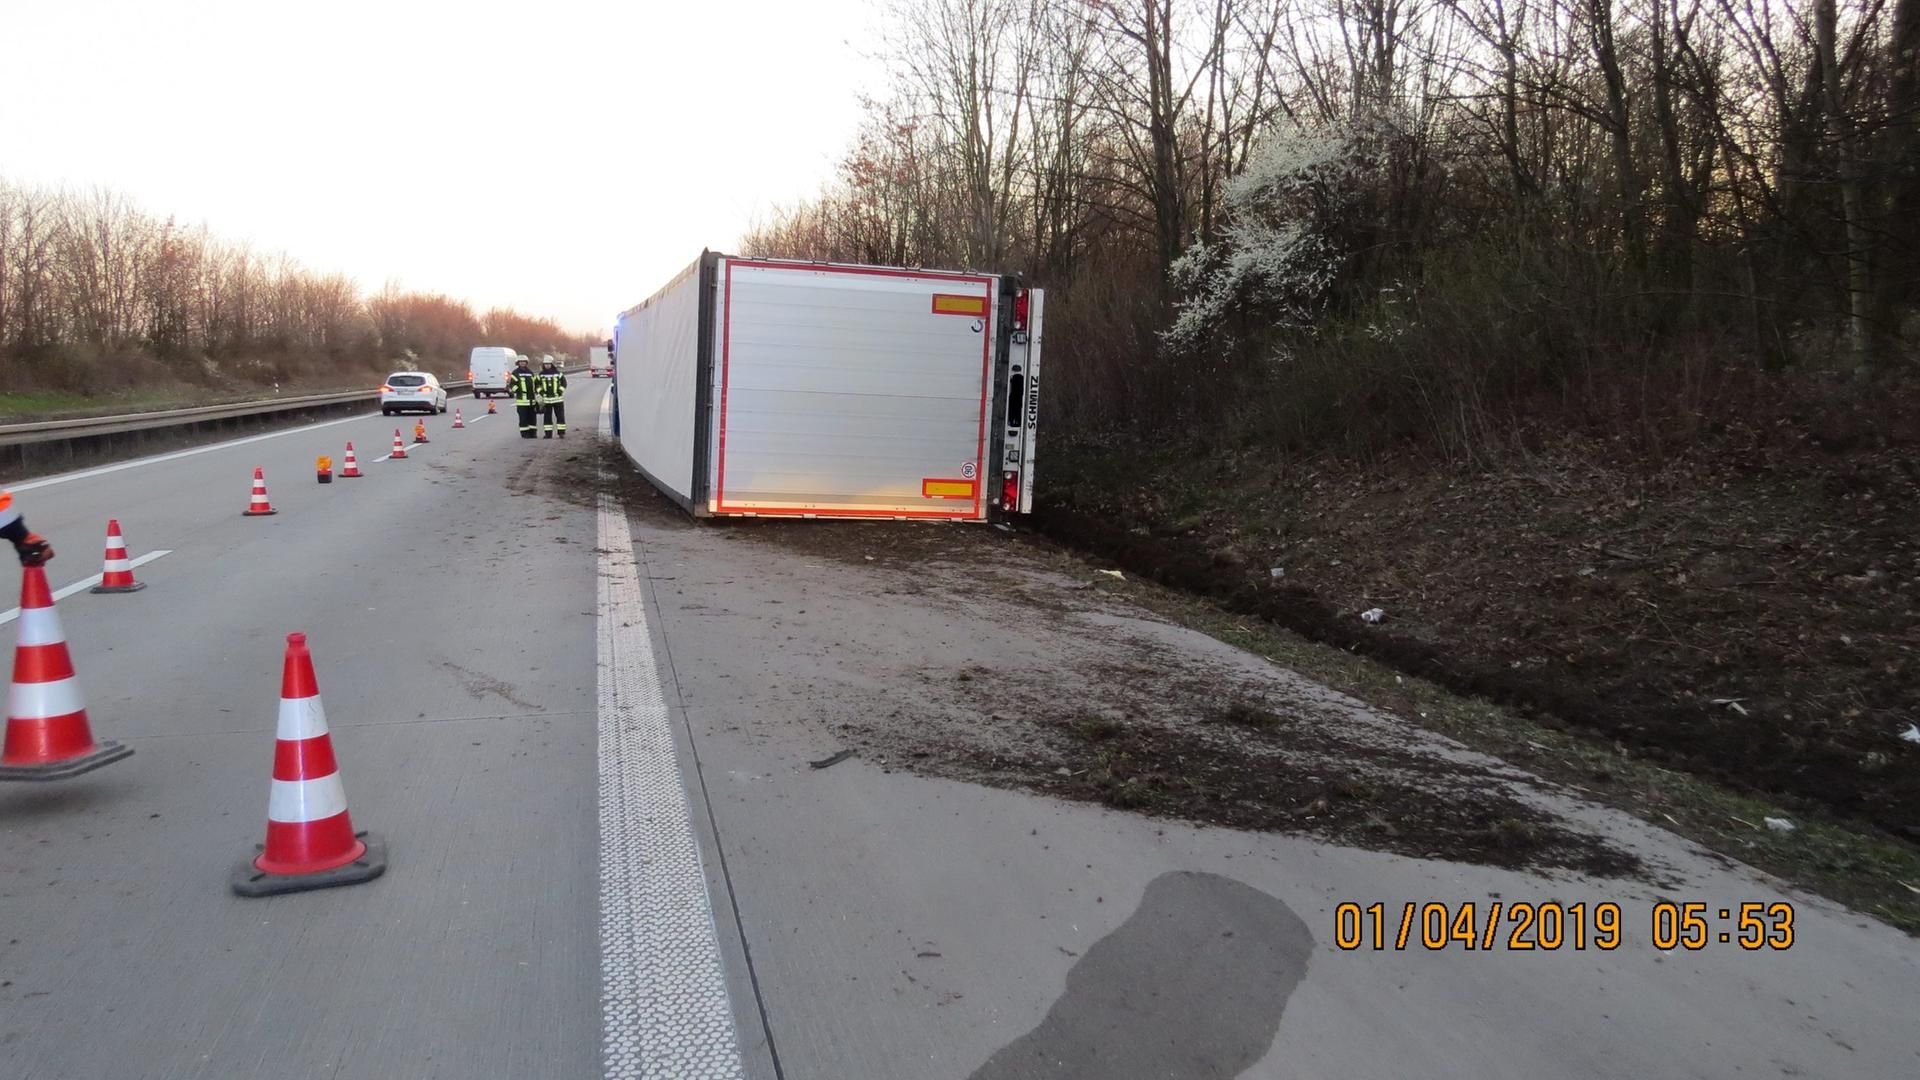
2,379,1917,1079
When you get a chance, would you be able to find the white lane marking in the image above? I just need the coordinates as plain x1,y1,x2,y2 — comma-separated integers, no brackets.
0,550,173,625
14,412,380,492
598,409,746,1079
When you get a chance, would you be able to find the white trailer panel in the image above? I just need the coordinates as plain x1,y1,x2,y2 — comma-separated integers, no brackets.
612,252,1042,522
709,259,995,519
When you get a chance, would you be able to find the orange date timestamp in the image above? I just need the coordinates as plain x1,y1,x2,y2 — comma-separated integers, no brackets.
1333,900,1796,952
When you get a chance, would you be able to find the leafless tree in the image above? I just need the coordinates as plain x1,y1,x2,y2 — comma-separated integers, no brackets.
0,177,586,396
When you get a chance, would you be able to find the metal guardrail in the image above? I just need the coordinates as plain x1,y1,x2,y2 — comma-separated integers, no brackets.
0,367,584,448
0,388,387,446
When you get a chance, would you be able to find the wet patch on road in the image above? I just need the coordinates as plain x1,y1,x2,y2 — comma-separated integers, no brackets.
970,872,1310,1080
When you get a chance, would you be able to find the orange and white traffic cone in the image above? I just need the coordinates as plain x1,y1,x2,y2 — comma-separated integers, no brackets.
0,566,133,781
413,420,429,444
391,429,408,459
89,519,146,594
243,467,277,516
341,442,363,478
452,408,464,429
231,632,386,897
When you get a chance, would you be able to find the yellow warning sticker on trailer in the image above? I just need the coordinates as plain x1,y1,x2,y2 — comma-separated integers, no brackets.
922,478,977,500
930,293,989,317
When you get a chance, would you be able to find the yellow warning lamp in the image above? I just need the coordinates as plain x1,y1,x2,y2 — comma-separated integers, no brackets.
316,455,333,484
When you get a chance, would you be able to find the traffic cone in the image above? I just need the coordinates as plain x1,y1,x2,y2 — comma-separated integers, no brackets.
391,429,408,459
341,442,363,478
243,467,277,516
452,408,464,429
413,420,429,444
89,519,146,594
0,566,133,780
231,632,386,897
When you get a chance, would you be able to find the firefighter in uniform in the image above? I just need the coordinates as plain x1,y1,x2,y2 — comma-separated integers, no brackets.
538,359,568,439
0,491,55,567
508,357,539,439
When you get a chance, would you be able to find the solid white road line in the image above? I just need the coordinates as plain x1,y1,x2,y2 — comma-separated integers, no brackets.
0,550,173,625
14,413,382,493
596,397,745,1079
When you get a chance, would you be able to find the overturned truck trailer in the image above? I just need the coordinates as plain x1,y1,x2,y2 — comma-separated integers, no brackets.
612,252,1042,521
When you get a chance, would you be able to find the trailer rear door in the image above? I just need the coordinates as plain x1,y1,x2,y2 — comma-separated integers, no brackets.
709,259,998,520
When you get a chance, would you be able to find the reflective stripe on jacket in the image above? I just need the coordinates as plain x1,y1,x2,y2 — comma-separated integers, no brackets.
509,371,538,404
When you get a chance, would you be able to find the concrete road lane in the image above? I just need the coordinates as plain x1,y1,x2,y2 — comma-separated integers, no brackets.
1,384,607,1079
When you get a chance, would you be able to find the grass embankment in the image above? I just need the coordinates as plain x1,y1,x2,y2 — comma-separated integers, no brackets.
1037,418,1920,931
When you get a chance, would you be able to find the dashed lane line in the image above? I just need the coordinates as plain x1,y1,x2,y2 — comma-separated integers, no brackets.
0,550,174,624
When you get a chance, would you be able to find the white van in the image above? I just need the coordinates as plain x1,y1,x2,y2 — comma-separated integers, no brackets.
468,346,516,398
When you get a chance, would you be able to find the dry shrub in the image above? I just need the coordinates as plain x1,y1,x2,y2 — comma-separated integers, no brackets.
1176,230,1850,465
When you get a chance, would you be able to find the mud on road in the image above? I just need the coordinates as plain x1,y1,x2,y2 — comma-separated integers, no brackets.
658,504,1643,880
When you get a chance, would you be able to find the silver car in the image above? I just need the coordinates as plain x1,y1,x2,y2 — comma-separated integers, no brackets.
380,371,448,415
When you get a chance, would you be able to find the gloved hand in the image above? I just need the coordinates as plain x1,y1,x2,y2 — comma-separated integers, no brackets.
16,533,53,567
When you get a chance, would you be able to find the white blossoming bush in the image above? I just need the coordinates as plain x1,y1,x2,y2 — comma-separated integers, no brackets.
1163,124,1368,362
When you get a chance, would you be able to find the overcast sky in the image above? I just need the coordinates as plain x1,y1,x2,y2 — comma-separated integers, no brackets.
0,0,887,335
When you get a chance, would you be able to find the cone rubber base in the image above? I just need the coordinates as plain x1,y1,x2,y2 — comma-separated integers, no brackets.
90,581,147,594
0,740,133,782
242,509,278,516
231,831,387,897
